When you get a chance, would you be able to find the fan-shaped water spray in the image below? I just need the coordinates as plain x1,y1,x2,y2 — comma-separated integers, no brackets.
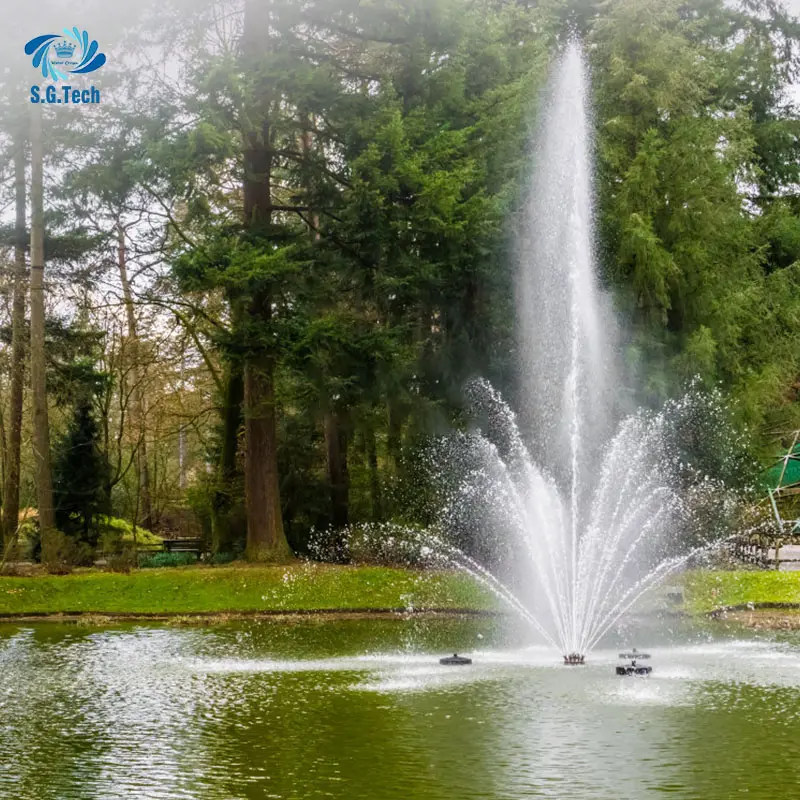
445,40,682,654
438,382,713,655
313,42,750,658
419,42,742,656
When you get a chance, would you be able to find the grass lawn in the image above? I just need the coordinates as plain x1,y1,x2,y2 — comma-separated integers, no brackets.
682,570,800,614
0,563,496,617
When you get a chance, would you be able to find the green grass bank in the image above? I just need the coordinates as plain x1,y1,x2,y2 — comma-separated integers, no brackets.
4,564,797,621
682,570,800,614
0,564,496,618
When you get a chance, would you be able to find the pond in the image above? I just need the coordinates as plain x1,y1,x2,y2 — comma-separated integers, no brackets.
1,616,799,799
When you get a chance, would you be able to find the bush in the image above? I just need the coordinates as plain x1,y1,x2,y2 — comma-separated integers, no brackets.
99,516,163,559
0,513,43,562
207,551,237,565
42,531,94,573
309,523,440,568
99,516,162,546
106,549,136,573
138,552,197,569
9,517,41,562
5,513,155,568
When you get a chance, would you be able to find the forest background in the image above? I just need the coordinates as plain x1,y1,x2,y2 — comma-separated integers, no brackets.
1,0,799,564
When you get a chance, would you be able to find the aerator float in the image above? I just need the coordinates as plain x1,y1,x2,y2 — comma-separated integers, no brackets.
616,648,652,676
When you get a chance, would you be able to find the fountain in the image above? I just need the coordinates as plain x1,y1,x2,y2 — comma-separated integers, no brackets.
434,381,697,660
318,42,736,664
421,41,732,661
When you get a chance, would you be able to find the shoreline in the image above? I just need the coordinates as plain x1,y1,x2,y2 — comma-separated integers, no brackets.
0,607,502,624
708,602,800,615
1,566,798,629
707,603,800,630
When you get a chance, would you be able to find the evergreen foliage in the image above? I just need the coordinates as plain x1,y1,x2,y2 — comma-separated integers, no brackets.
1,0,799,558
53,388,112,546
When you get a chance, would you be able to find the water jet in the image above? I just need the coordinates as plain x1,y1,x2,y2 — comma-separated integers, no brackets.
415,40,731,660
424,41,681,659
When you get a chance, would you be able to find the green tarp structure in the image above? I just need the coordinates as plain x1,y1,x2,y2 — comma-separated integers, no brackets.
764,442,800,491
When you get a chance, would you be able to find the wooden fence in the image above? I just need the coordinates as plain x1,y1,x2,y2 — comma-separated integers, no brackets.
732,525,800,570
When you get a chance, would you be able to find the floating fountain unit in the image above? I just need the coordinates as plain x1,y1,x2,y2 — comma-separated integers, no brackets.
616,648,652,676
439,654,472,666
563,653,586,666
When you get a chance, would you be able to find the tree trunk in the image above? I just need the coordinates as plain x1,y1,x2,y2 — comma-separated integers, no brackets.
241,0,289,561
29,104,56,551
211,359,244,553
178,349,187,491
0,379,7,501
117,222,153,530
366,426,382,520
387,402,404,475
244,351,288,561
324,411,349,529
3,128,28,546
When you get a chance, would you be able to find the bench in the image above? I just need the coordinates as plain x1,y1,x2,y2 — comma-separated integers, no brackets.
163,538,203,554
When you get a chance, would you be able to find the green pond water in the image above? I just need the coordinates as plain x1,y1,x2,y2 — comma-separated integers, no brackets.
1,616,799,799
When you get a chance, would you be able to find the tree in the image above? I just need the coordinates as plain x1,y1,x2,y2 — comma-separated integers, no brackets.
29,103,56,556
2,120,28,546
53,368,112,544
236,0,291,561
116,218,154,530
592,0,800,438
27,0,794,559
152,0,553,551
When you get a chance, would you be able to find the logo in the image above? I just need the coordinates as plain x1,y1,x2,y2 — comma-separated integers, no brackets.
24,27,106,83
54,41,76,60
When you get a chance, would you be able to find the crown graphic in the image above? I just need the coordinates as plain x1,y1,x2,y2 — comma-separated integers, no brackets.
54,40,76,59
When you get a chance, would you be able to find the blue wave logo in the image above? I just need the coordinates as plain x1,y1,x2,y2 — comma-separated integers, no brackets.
24,27,106,82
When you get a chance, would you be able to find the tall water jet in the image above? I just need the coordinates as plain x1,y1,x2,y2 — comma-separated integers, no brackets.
514,40,628,654
419,42,736,657
517,40,618,486
323,43,739,659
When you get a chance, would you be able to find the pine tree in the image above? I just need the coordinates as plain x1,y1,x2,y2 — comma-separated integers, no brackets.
53,385,112,545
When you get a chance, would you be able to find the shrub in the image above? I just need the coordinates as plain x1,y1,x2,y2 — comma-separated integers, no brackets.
99,516,163,546
10,517,41,562
106,548,136,573
309,523,440,568
42,531,95,573
99,516,163,558
138,552,197,569
207,551,237,565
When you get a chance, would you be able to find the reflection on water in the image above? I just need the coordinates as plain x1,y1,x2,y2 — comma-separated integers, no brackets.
1,618,799,799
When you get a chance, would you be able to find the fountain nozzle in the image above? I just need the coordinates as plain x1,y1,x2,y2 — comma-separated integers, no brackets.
616,647,653,675
439,653,472,666
563,653,585,665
